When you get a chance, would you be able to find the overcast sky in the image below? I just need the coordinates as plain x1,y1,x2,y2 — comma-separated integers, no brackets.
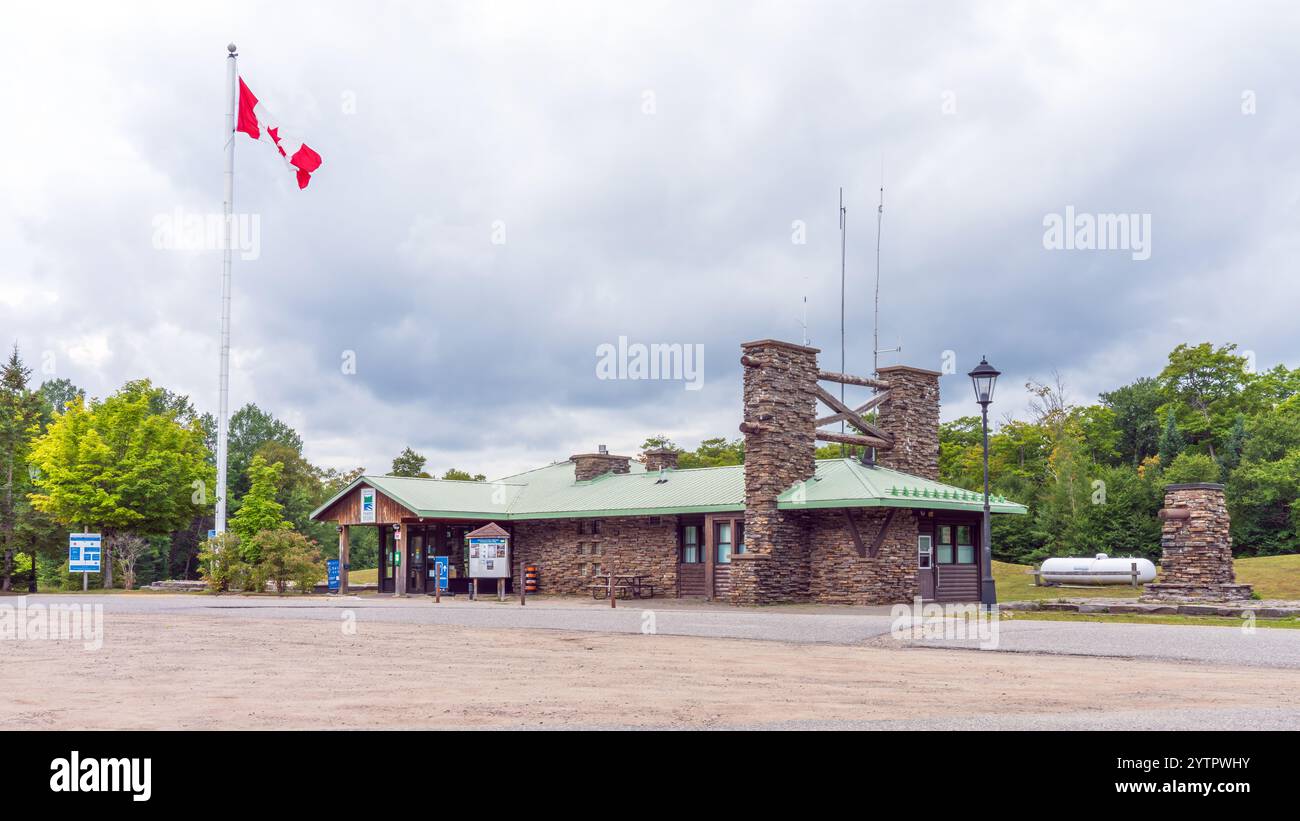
4,1,1299,479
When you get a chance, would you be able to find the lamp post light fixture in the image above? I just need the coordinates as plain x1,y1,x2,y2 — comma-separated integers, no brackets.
968,356,1001,608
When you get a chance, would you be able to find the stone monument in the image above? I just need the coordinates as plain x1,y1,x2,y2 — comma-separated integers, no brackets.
1141,483,1253,602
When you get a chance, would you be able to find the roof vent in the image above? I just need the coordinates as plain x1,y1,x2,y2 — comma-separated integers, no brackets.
598,444,608,454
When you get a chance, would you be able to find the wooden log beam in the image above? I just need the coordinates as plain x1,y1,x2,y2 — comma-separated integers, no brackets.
818,370,890,390
815,431,892,449
740,355,764,368
814,385,894,442
815,391,890,428
739,421,772,434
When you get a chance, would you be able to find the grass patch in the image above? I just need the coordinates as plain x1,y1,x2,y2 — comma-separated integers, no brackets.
1234,554,1300,600
995,553,1300,602
346,567,378,585
1007,610,1300,630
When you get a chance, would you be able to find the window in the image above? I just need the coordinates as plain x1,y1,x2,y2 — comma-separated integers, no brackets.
936,525,954,564
716,522,732,564
593,520,603,535
956,525,975,564
917,535,933,569
682,525,700,563
735,522,745,555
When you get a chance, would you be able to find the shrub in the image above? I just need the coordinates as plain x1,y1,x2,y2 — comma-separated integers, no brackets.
198,532,246,592
1163,452,1221,485
247,529,322,594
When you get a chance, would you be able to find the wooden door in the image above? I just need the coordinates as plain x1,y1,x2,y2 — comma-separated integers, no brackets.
933,521,980,602
709,517,742,598
677,522,706,596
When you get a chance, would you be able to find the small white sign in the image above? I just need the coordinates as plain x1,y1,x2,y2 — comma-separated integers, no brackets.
359,488,376,523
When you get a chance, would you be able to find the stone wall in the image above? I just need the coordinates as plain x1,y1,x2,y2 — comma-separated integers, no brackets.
1142,483,1253,602
734,339,820,604
570,453,632,482
511,515,679,596
806,508,921,604
875,365,941,481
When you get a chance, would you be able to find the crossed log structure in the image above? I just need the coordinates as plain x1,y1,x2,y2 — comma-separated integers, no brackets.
738,355,895,452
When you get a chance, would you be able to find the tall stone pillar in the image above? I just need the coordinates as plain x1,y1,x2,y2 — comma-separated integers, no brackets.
733,339,819,604
1142,483,1253,601
874,365,941,480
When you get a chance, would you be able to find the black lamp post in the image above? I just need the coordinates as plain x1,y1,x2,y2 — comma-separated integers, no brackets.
968,356,1001,608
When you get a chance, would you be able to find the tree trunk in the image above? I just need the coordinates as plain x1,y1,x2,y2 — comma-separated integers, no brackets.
28,547,37,593
101,527,114,589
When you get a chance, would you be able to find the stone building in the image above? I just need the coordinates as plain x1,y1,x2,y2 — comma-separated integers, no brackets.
311,339,1026,605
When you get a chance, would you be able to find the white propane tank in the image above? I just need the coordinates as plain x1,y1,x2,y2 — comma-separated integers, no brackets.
1039,553,1157,585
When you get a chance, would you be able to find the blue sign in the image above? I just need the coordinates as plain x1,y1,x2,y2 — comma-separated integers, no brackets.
327,559,340,591
69,533,102,573
434,556,449,591
208,529,218,541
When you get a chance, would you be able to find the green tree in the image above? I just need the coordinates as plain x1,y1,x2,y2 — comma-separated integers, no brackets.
0,346,43,590
441,468,486,481
1099,377,1163,466
29,380,212,588
227,404,303,502
228,454,290,550
389,447,430,478
1157,342,1251,459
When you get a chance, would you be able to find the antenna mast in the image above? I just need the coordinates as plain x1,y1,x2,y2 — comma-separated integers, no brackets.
839,187,847,455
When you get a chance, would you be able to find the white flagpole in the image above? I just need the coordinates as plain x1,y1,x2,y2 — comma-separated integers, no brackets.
216,43,237,534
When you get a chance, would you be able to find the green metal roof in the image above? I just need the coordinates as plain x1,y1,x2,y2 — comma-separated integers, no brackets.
776,459,1027,514
310,458,1026,521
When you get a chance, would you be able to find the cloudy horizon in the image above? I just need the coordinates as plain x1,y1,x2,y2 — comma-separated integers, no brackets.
5,1,1299,480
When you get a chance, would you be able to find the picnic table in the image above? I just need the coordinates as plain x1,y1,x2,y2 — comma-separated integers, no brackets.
588,573,656,600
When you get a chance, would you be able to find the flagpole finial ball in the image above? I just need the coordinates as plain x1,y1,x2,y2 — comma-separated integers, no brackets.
227,43,237,53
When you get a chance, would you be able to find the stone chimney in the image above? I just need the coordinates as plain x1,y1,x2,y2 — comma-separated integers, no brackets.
874,365,941,481
736,339,820,604
643,448,679,472
570,450,632,481
1143,483,1253,601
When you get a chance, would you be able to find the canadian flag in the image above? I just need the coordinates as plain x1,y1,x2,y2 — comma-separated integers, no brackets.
236,77,323,189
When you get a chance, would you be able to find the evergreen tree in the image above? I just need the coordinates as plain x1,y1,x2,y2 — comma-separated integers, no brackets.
0,346,43,591
1157,412,1185,469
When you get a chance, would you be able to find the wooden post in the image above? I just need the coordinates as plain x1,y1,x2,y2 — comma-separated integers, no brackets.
1131,561,1138,588
519,561,526,606
609,567,615,609
338,524,350,595
471,578,478,601
497,577,505,601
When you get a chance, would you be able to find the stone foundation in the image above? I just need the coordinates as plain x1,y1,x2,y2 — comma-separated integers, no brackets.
1141,483,1253,603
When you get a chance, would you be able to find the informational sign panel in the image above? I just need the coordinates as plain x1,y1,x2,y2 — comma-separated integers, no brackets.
327,559,340,591
208,529,217,541
359,488,376,523
69,533,102,573
432,556,449,591
468,537,509,578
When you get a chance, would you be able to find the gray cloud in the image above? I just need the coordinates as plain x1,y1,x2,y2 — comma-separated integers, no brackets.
4,0,1298,479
